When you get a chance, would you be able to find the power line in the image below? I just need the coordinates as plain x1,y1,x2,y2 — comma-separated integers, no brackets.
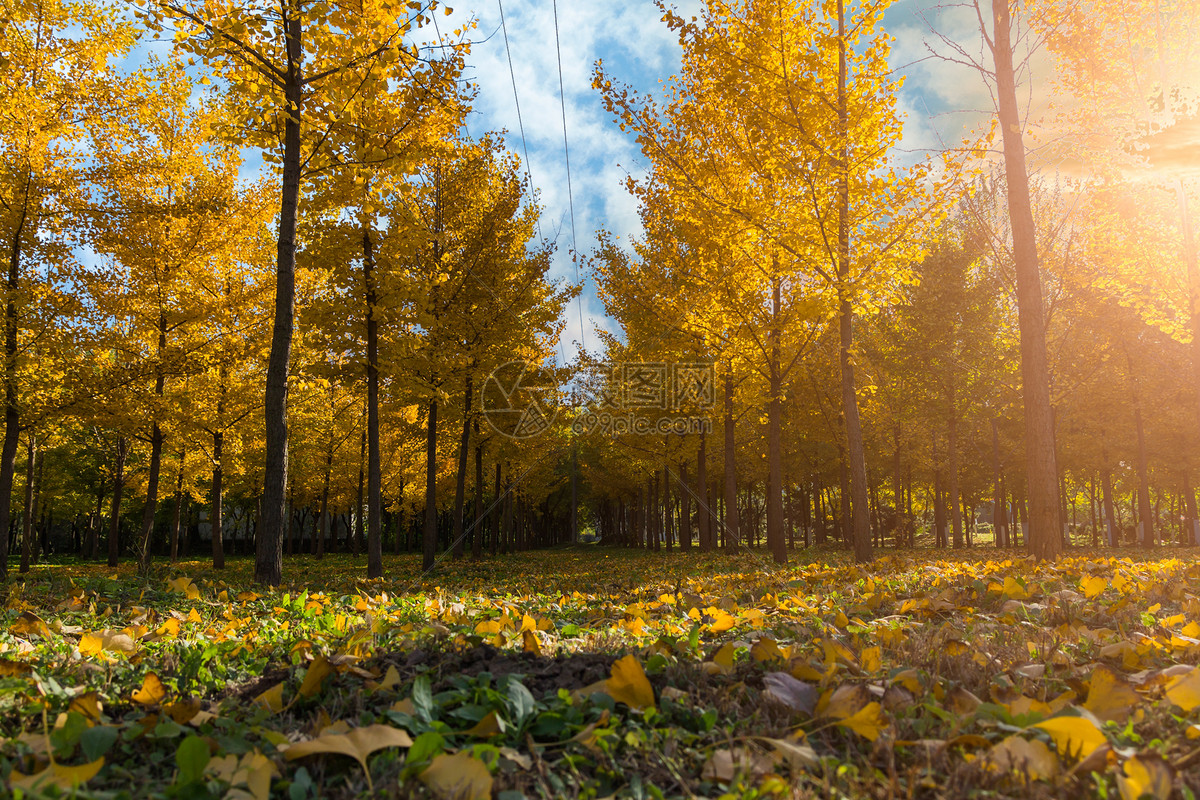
551,0,587,360
496,0,542,244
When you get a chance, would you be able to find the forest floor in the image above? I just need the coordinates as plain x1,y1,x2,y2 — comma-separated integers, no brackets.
0,545,1198,799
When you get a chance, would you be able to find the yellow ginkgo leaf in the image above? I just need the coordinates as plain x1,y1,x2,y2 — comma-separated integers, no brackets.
750,638,785,664
1165,667,1200,712
1116,755,1174,800
1080,574,1107,600
834,701,886,741
521,629,541,655
859,646,882,674
419,751,493,800
284,724,413,791
10,612,51,639
251,682,285,713
79,630,136,658
1033,715,1107,760
1002,576,1029,600
1083,665,1140,723
985,736,1058,780
298,655,333,699
606,654,655,710
462,709,504,737
11,757,105,791
69,692,102,721
133,672,167,705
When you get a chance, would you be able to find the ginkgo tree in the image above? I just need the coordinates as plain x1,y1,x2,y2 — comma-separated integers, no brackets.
0,0,138,580
144,0,467,585
595,0,945,563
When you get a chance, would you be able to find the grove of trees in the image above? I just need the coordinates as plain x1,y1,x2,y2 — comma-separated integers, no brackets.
2,0,1198,585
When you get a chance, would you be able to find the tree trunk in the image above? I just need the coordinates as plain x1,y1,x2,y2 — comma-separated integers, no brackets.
258,23,304,587
697,430,711,551
491,461,501,556
362,221,383,577
316,441,332,559
680,460,691,551
353,418,365,558
472,426,483,560
137,312,169,575
991,417,1007,546
0,177,30,580
170,452,185,562
990,0,1061,560
211,430,225,569
19,433,36,573
107,437,128,567
835,0,872,564
423,399,439,572
452,373,473,560
88,484,104,559
766,275,786,563
722,369,739,550
948,399,963,548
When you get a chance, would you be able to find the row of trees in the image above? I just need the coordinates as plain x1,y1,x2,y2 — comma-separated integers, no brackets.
579,0,1200,561
2,0,1197,582
1,0,576,581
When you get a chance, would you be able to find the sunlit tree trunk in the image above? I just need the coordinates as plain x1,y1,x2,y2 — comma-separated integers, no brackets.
989,0,1061,560
722,369,739,550
423,399,439,571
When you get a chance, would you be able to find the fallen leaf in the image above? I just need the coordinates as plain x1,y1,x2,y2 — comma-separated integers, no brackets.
419,751,493,800
10,758,105,792
1083,665,1140,723
606,654,654,710
284,724,413,790
133,672,167,706
1165,667,1200,712
763,672,817,715
1117,754,1174,800
1033,715,1107,760
759,737,819,770
835,701,886,741
251,682,285,713
702,747,773,781
10,612,51,639
986,736,1058,780
298,655,333,699
462,709,504,737
79,630,135,658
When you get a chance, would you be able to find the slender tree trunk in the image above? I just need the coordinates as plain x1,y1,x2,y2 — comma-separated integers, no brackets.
834,0,872,564
88,484,104,559
0,177,31,580
19,433,36,573
107,437,128,568
258,26,304,587
170,452,185,562
353,419,365,557
316,441,332,559
990,0,1061,560
697,431,711,551
948,398,963,548
362,222,383,577
211,430,225,569
472,427,483,560
138,313,169,575
452,373,473,560
766,275,786,563
991,417,1007,546
423,399,439,571
680,460,691,551
491,461,501,556
722,369,739,550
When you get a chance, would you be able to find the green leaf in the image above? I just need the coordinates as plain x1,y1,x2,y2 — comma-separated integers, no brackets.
80,725,119,763
407,731,446,767
175,736,210,785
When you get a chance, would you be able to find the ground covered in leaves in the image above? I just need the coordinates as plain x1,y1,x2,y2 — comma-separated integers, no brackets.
2,546,1200,799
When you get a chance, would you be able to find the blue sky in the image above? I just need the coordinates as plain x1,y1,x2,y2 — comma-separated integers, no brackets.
438,0,1001,362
